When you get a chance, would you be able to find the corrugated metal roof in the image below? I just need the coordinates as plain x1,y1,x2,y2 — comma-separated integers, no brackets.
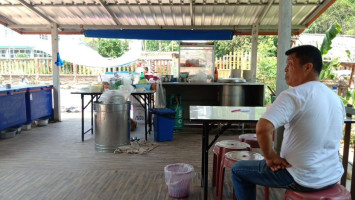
0,0,336,36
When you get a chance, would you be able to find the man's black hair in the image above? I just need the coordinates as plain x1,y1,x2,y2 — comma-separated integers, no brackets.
285,45,323,75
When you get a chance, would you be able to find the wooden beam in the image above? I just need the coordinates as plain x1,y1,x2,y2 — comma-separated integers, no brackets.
349,64,355,88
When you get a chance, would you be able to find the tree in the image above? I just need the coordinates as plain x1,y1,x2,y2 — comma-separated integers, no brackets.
319,23,342,81
144,40,179,51
97,39,129,58
84,38,99,51
305,0,355,35
256,36,278,104
214,36,252,57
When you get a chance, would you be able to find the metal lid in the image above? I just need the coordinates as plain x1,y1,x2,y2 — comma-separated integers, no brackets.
218,78,246,83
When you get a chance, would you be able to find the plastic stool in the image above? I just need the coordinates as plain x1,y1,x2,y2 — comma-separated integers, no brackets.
238,133,259,148
284,184,351,200
212,140,251,192
217,151,269,200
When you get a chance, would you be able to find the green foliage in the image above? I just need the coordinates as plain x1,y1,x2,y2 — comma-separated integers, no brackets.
84,38,99,51
144,40,179,51
214,36,252,58
305,0,355,35
342,89,355,106
257,56,277,105
341,50,355,106
97,39,129,58
319,23,341,81
255,36,278,105
319,58,340,80
320,23,341,55
257,36,278,57
16,53,28,58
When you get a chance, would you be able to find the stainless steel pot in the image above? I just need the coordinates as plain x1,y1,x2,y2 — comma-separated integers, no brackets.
94,101,131,152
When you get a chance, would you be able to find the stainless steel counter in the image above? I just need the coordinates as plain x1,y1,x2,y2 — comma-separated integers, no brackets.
162,82,264,86
161,82,265,121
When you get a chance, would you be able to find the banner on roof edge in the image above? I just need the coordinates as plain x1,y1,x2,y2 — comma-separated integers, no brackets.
84,29,234,40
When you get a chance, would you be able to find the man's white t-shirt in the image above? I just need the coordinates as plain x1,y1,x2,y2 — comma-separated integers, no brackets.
262,81,345,188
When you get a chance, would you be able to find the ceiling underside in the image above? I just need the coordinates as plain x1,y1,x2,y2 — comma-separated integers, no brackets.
0,0,336,36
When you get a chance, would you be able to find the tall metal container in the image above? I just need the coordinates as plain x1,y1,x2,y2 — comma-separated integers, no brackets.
94,101,131,153
221,85,245,106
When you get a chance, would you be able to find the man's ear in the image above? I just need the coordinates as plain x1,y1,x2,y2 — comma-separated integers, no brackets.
304,63,313,73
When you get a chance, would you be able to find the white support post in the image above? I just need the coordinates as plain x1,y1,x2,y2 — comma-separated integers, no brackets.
250,23,259,82
51,23,61,122
274,0,292,154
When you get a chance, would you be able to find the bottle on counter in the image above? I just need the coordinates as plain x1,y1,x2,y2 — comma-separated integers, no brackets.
140,72,145,80
214,67,218,82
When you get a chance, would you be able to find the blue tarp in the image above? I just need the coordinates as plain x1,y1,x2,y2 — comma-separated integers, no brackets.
84,29,234,40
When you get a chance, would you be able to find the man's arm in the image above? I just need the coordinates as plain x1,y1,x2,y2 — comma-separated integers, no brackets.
256,118,292,171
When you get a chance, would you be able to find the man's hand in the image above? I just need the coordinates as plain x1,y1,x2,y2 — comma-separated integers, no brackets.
265,152,292,171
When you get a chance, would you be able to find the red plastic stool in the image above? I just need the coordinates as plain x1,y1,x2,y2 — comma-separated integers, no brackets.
217,151,269,200
283,184,351,200
238,133,259,148
212,140,251,192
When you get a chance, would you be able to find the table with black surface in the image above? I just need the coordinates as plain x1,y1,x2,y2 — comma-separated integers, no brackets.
189,106,266,200
72,90,155,142
71,91,101,141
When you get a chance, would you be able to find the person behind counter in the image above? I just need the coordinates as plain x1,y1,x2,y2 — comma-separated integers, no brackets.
231,45,345,199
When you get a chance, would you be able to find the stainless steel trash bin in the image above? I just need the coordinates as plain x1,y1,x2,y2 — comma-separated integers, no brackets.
94,101,131,152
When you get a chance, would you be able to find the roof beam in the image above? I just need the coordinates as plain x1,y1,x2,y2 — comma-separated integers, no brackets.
0,15,16,25
0,2,322,7
16,0,56,24
254,0,273,24
190,0,194,26
6,24,306,31
97,0,121,25
300,0,335,26
6,24,52,28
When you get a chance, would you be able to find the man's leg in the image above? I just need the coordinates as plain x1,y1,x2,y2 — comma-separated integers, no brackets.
231,160,295,200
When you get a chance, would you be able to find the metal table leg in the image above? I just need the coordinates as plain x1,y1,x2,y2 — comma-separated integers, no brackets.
81,94,84,142
147,93,153,134
144,94,148,141
91,95,94,135
202,122,209,200
131,94,150,141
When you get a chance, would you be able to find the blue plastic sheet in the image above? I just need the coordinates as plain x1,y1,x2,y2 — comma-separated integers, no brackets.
84,29,234,40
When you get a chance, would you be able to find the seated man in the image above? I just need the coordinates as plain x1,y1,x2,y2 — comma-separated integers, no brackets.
231,45,345,199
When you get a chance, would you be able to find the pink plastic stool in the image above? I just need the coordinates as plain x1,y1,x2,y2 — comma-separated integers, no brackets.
212,140,251,193
217,151,269,200
238,133,259,148
284,184,351,200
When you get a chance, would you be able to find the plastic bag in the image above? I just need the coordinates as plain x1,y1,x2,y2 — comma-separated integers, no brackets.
119,76,135,94
164,163,194,198
164,163,194,186
98,90,128,104
190,70,207,83
155,80,166,108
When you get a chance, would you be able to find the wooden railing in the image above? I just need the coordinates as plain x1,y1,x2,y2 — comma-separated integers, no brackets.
0,58,180,76
341,106,355,198
1,52,253,79
0,58,108,75
215,51,251,78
